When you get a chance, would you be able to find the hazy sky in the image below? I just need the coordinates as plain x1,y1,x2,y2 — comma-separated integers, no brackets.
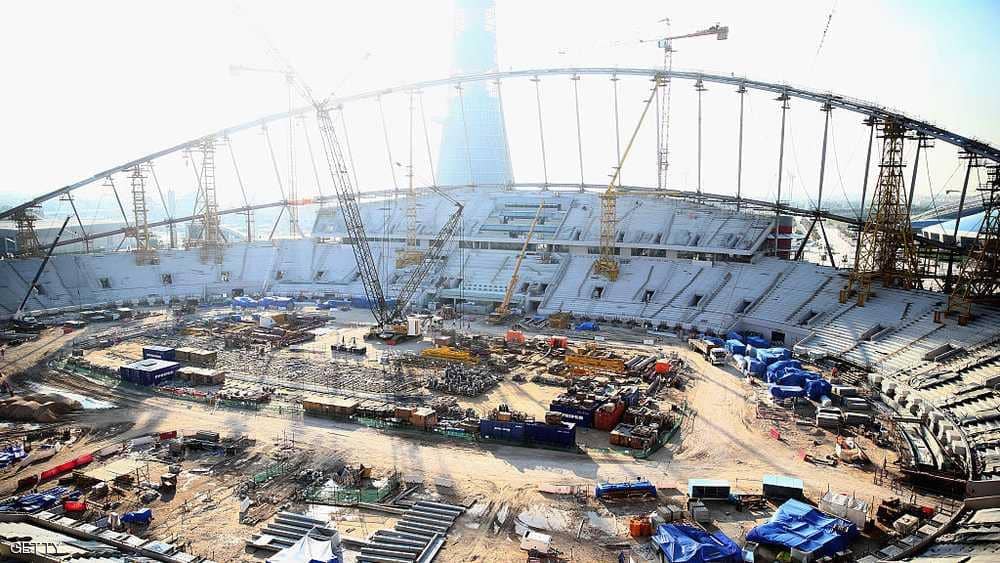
1,0,997,217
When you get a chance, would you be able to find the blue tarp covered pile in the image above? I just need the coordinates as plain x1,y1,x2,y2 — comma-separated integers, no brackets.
652,524,741,563
260,296,295,310
766,360,802,381
594,479,657,499
122,508,153,525
574,321,600,331
702,336,725,347
232,296,258,308
769,385,806,400
747,358,766,376
746,335,770,349
0,444,28,468
747,499,858,558
725,339,746,356
0,486,68,513
726,331,744,343
755,347,791,366
805,378,832,401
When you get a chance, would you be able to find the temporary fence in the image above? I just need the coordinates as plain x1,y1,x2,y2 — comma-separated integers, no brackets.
304,470,401,505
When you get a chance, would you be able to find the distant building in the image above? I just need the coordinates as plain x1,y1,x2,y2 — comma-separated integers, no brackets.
436,0,513,188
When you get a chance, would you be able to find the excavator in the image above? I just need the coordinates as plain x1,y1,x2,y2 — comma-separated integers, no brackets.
260,43,463,344
487,202,545,325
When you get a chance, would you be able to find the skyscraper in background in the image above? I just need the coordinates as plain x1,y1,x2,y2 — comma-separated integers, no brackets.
436,0,513,187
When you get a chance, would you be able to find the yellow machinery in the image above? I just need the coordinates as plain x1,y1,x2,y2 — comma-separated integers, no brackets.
548,311,572,329
420,346,478,364
595,83,660,281
487,201,545,324
565,354,625,374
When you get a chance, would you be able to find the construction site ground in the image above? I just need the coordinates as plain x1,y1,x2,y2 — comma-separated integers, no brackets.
0,308,938,562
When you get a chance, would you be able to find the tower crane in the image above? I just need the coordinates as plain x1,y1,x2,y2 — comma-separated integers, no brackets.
595,21,728,281
255,40,462,341
644,21,728,190
487,201,545,325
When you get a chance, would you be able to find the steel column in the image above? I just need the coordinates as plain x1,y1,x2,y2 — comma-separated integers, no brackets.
736,85,747,211
572,75,585,190
774,93,790,256
532,76,549,188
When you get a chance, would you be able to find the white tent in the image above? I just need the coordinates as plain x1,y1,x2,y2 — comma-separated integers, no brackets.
267,535,339,563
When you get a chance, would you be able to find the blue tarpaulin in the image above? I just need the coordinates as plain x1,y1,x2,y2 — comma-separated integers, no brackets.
703,336,725,347
726,331,745,343
725,339,746,356
232,296,257,308
122,508,153,525
766,360,802,380
806,378,833,401
747,499,858,558
652,524,741,563
747,359,766,376
769,385,806,400
0,445,27,468
0,486,67,513
746,335,770,349
756,347,791,366
595,479,657,499
260,296,294,310
574,321,600,331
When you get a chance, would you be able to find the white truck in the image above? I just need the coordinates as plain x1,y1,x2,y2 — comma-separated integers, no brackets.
688,338,728,366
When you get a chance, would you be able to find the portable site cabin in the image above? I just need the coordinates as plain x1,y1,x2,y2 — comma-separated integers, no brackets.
762,475,804,501
687,479,731,500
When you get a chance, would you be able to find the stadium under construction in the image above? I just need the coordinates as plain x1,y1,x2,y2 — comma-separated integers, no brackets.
0,2,998,562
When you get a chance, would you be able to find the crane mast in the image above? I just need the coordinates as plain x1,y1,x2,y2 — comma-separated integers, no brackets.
256,36,461,333
314,106,391,326
651,21,728,190
489,201,545,323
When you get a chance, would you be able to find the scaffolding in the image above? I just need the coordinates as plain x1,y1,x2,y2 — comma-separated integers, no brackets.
944,165,1000,324
129,164,157,264
12,208,42,257
197,139,224,264
841,119,920,305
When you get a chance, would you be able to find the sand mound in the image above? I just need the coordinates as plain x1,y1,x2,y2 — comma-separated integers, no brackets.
0,392,81,422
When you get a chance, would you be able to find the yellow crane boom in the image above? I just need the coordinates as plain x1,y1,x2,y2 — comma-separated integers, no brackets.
595,82,660,281
492,201,546,321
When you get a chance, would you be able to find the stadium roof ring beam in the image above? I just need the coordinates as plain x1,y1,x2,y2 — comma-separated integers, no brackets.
5,66,997,252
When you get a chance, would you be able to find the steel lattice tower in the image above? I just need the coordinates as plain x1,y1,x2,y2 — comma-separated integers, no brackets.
129,164,156,264
198,139,224,264
944,165,1000,324
12,208,42,257
841,119,920,305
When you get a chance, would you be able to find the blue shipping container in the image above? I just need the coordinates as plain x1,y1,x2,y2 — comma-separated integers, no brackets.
524,422,576,448
479,420,526,443
120,359,179,386
595,480,657,499
548,403,596,428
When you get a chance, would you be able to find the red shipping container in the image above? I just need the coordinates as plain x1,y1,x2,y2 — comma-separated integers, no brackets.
594,402,626,431
159,430,178,441
63,500,87,512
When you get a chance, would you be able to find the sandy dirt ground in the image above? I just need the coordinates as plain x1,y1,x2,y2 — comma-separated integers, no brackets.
0,313,930,562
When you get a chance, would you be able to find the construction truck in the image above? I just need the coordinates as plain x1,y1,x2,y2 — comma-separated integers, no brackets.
688,338,727,365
